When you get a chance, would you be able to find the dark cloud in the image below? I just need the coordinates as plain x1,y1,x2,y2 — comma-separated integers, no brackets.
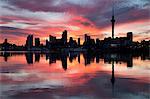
0,0,149,43
0,26,29,36
0,26,19,30
0,26,33,44
116,7,149,24
7,0,85,12
81,22,92,26
7,0,55,12
75,20,93,27
10,1,89,13
0,16,41,26
4,0,149,29
83,1,149,28
0,17,13,23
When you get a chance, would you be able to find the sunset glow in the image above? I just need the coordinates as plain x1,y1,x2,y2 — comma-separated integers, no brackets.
0,0,149,45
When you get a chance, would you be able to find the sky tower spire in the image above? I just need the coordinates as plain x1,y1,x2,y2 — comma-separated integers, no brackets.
111,1,115,39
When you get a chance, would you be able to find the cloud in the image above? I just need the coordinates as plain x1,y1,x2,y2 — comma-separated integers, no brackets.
6,0,95,12
2,0,149,29
0,1,71,23
0,0,149,44
138,30,150,34
0,26,30,44
78,21,93,27
0,26,30,36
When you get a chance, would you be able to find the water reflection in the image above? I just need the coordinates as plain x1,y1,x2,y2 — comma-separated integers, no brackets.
0,51,150,99
111,61,115,86
25,53,33,64
35,53,40,62
1,51,149,69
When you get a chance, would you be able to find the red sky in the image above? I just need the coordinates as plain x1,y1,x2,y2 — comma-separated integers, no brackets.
0,0,150,45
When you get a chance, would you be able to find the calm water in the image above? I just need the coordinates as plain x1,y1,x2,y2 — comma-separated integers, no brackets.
0,51,150,99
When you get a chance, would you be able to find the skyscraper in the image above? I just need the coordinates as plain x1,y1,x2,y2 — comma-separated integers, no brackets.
84,34,90,42
4,39,7,44
62,30,67,44
85,34,88,42
35,38,40,47
26,35,33,49
49,35,56,42
46,39,49,48
127,32,133,42
78,38,80,46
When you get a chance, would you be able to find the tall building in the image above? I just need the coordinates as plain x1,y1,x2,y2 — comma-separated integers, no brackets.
87,36,90,41
84,34,90,42
26,35,33,49
68,37,77,48
96,38,100,47
2,39,9,51
69,37,73,47
78,38,80,46
49,35,56,42
62,30,67,44
35,38,40,47
46,39,49,48
127,32,133,42
85,34,88,42
4,39,7,44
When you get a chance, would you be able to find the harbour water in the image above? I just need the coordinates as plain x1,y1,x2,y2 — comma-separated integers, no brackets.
0,51,149,99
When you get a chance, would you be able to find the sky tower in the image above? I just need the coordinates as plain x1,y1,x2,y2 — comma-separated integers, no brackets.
111,1,115,39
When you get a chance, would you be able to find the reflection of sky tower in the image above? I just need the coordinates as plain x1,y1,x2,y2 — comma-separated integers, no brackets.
111,61,115,86
111,60,115,98
111,2,115,39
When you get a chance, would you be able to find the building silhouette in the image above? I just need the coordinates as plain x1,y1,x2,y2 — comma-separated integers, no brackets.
61,53,67,70
45,30,68,50
78,38,80,47
0,3,149,53
68,37,77,48
35,38,40,47
62,30,67,45
26,35,33,50
2,39,9,50
35,53,40,62
25,52,33,64
127,32,133,42
49,35,56,42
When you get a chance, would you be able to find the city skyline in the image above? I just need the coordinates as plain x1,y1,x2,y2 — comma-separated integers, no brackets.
0,0,150,45
0,1,150,99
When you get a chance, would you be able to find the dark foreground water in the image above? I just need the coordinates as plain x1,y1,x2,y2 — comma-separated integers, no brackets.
0,51,150,99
